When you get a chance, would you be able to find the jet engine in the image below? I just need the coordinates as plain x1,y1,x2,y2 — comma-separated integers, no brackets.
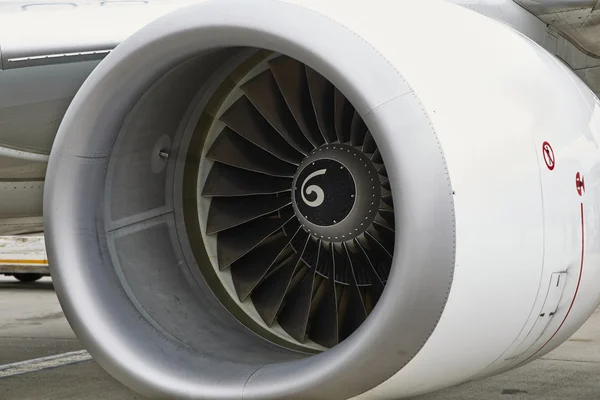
44,0,600,399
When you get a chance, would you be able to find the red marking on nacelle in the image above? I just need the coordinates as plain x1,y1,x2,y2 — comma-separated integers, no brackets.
522,203,585,364
542,141,555,171
576,172,585,196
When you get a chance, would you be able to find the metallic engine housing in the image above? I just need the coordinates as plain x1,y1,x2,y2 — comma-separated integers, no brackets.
44,0,455,398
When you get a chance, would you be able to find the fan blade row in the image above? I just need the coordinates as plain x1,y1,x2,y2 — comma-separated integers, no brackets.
242,70,313,155
269,56,325,148
278,240,321,342
379,209,394,225
220,95,304,165
355,240,385,301
206,194,291,235
217,207,295,269
231,222,301,301
362,131,377,154
206,128,297,178
334,88,353,143
252,232,311,326
371,149,383,164
199,55,396,348
309,268,338,347
367,221,395,255
350,111,368,146
306,66,337,144
336,244,367,342
202,162,292,197
381,179,390,191
359,232,393,280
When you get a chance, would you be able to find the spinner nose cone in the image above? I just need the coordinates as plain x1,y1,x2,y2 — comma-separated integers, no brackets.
292,143,382,243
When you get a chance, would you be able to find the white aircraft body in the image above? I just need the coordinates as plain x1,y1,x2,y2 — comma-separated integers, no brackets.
2,1,600,399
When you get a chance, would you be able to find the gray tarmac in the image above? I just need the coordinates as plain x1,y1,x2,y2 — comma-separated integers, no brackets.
0,275,599,400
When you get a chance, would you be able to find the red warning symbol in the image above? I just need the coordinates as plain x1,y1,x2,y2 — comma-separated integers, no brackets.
576,172,585,196
542,141,555,171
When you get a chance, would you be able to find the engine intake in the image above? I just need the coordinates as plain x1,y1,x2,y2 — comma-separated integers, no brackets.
44,1,455,399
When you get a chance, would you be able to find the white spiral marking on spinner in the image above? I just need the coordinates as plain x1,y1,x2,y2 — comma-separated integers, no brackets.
301,169,327,207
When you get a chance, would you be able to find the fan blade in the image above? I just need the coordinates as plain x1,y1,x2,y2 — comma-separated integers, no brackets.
231,228,300,301
362,131,377,154
216,208,294,269
337,244,367,341
252,233,310,326
381,194,394,207
242,71,313,154
362,232,393,279
278,243,320,342
202,163,292,197
350,111,367,146
206,128,296,177
206,194,291,235
333,89,353,143
343,243,369,286
371,149,383,164
373,213,394,231
269,56,325,148
308,244,339,347
220,95,303,165
300,237,320,270
378,209,395,226
305,66,337,143
367,221,395,255
354,240,385,305
381,179,390,191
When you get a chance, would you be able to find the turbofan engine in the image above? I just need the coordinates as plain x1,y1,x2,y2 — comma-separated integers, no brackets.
44,1,600,399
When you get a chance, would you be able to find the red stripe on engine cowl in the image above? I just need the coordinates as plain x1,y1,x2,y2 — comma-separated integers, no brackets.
523,202,585,363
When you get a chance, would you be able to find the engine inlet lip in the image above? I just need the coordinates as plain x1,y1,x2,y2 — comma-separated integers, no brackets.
44,1,457,399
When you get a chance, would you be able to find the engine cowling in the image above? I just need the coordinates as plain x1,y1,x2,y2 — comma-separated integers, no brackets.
44,1,600,399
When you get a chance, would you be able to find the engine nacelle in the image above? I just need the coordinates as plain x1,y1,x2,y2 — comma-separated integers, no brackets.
44,1,600,399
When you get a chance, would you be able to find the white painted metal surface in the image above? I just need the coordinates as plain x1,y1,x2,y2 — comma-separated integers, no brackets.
327,0,600,397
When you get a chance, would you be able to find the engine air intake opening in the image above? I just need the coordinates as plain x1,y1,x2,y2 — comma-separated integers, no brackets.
46,4,456,397
194,51,396,351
